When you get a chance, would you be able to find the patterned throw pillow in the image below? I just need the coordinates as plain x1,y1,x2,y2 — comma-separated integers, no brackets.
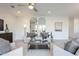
64,41,79,54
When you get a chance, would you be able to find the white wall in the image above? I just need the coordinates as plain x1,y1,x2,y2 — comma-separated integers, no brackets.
69,17,74,38
46,16,69,40
74,18,79,33
0,10,16,40
13,16,31,40
0,10,69,41
14,16,69,40
67,17,79,39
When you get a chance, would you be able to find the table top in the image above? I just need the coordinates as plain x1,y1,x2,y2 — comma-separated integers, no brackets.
29,40,50,45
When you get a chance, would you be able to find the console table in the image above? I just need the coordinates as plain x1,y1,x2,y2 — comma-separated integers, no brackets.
0,32,13,43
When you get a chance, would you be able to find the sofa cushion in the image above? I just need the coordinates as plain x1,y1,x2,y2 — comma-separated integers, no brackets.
0,38,11,55
75,39,79,44
75,48,79,56
64,41,79,54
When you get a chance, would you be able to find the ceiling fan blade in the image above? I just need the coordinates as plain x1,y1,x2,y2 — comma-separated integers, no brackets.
28,3,35,6
33,7,38,12
10,3,38,12
17,4,28,7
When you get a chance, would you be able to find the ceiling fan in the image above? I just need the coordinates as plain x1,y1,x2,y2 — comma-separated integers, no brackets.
10,3,38,12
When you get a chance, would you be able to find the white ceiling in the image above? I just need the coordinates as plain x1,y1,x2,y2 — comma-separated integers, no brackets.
0,3,79,16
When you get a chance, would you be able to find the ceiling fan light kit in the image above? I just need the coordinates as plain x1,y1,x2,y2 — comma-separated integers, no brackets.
10,3,38,12
28,5,34,9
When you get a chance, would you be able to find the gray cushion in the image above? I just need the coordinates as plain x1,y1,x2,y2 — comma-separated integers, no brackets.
64,41,79,54
75,39,79,44
0,38,11,55
75,48,79,56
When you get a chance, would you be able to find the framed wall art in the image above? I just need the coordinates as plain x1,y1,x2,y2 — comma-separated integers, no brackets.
55,22,62,32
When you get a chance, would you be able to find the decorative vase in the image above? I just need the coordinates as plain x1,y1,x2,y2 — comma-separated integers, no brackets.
5,24,9,33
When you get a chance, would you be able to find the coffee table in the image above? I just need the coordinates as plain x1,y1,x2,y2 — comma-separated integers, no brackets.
28,40,50,49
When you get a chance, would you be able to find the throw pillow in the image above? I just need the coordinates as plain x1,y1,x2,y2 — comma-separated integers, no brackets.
64,41,79,54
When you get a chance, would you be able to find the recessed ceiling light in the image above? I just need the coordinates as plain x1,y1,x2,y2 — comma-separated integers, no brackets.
16,11,22,16
48,11,51,14
24,24,26,28
17,11,21,14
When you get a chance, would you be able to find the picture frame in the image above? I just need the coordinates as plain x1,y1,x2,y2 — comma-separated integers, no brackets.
55,22,62,32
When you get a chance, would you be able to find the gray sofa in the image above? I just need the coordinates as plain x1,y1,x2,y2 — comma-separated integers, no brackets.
0,38,11,55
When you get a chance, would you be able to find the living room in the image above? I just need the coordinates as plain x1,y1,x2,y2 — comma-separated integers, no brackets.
0,3,79,56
